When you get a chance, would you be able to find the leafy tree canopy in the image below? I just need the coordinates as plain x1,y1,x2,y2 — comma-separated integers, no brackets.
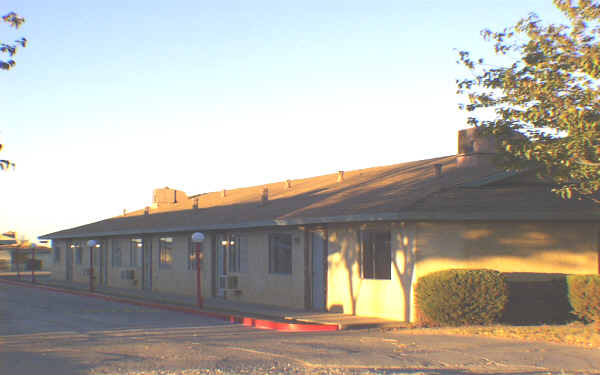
1,12,26,70
1,11,25,171
457,0,600,200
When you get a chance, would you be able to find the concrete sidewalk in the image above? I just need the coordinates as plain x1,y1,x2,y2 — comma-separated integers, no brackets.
1,275,407,330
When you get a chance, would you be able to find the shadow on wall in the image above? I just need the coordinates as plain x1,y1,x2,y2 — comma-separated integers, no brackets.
328,225,416,320
328,231,363,315
501,273,572,324
392,224,415,322
416,221,597,274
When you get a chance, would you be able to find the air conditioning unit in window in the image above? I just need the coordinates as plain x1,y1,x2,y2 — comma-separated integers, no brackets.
120,269,135,280
224,275,239,290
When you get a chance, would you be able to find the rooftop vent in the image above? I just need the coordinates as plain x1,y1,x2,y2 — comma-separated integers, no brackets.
144,207,150,215
284,179,292,190
193,198,199,209
221,189,227,198
261,187,269,205
337,171,344,183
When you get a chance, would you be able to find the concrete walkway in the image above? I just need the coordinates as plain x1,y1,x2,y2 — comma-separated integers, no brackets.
1,275,406,330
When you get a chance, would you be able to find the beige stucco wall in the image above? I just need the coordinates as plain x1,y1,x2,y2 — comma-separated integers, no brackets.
414,221,599,321
104,237,141,290
416,221,598,278
227,229,305,309
150,233,212,299
50,239,66,280
326,223,416,321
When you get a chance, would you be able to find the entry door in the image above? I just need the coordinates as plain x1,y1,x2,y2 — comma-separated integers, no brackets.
142,239,152,290
216,234,226,297
65,246,73,281
98,242,107,286
311,230,326,310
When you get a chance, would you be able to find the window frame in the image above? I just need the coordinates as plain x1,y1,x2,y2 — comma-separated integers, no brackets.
53,246,61,264
111,239,122,268
268,233,292,275
159,237,174,269
129,238,142,267
73,243,82,265
187,236,197,271
361,228,392,280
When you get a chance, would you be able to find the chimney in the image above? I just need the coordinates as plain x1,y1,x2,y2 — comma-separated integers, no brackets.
433,163,442,177
152,187,188,207
284,179,292,190
337,170,344,183
261,187,269,205
456,128,500,168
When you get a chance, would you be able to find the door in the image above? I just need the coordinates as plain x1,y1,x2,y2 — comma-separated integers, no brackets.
65,245,73,281
216,234,226,297
142,239,152,290
97,241,107,286
311,230,326,310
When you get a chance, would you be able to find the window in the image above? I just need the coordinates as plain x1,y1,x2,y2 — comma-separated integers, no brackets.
72,242,82,265
188,236,199,270
361,230,391,280
228,235,239,273
53,246,61,263
130,238,142,267
269,233,292,274
159,237,173,268
111,239,122,267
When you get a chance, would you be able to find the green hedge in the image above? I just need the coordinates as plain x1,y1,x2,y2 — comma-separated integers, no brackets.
501,274,571,324
415,269,509,326
567,275,600,323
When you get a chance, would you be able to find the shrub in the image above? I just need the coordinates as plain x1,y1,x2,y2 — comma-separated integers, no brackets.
415,269,509,326
501,273,571,324
567,275,600,323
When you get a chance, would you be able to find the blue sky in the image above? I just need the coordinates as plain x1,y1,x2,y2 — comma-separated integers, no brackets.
1,1,566,242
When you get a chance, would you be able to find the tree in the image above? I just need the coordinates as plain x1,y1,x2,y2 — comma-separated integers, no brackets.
457,0,600,201
1,12,26,70
1,11,26,171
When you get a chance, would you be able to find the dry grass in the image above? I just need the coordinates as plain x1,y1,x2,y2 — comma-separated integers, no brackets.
400,321,600,348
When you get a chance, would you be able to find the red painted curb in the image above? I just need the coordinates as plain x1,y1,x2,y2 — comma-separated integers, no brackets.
0,279,339,332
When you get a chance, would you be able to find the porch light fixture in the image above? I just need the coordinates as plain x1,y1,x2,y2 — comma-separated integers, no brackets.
221,239,228,246
191,232,205,308
87,240,98,292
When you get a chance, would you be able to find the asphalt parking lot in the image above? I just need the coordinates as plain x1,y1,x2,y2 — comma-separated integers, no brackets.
1,282,599,375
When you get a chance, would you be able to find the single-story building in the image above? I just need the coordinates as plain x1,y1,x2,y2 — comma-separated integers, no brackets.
0,232,52,272
40,129,600,322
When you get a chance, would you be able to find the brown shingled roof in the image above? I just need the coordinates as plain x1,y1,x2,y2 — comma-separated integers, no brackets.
40,156,600,240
